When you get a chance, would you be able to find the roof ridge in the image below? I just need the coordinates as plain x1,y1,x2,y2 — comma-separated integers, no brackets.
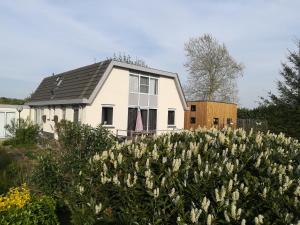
46,59,111,79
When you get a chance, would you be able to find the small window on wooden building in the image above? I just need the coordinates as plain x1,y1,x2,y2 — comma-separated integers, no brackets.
227,118,233,125
213,118,219,125
102,107,113,125
191,105,196,111
190,117,196,124
168,110,175,126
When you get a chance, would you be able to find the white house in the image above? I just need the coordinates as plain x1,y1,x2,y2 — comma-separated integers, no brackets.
0,104,30,138
26,60,187,137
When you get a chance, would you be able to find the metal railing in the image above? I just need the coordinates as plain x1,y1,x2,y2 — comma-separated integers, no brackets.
116,129,183,139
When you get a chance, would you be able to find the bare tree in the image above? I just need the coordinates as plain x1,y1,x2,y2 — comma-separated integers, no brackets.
184,34,244,103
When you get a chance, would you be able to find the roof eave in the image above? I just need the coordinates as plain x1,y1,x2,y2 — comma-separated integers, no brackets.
26,98,89,106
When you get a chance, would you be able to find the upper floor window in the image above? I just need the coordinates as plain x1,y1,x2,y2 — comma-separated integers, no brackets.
129,75,139,93
191,105,196,111
140,77,149,93
149,78,158,95
129,74,158,95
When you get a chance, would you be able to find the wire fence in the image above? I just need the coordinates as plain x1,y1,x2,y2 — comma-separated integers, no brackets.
237,119,268,133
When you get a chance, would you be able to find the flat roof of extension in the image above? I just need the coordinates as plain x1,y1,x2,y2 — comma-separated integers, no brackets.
186,100,237,105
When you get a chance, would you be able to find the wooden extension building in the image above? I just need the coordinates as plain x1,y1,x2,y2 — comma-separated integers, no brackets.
184,101,237,130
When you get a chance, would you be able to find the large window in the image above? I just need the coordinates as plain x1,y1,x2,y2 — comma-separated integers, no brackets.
102,107,113,125
168,110,175,126
127,108,157,132
129,74,158,95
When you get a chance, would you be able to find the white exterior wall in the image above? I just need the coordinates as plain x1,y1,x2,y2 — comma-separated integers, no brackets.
0,106,30,121
156,77,185,133
84,67,185,135
0,105,30,138
84,68,129,135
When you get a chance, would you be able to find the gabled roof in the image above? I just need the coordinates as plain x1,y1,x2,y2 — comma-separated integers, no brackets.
27,60,187,109
29,60,111,104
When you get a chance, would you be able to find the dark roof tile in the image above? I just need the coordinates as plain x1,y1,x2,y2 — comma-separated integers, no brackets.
29,60,111,102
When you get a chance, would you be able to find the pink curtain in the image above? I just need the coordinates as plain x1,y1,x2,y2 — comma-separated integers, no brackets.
135,109,143,132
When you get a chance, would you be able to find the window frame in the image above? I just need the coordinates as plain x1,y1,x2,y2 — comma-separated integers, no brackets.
213,117,219,125
227,118,233,125
129,73,159,96
190,117,196,124
167,109,176,126
191,105,196,111
101,105,114,126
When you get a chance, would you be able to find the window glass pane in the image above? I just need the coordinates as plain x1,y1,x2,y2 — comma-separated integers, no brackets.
141,109,148,131
149,109,157,131
191,105,196,111
129,75,139,92
140,77,149,85
168,110,175,125
150,79,158,95
140,85,149,94
102,107,113,125
190,117,196,124
213,118,219,125
227,118,232,125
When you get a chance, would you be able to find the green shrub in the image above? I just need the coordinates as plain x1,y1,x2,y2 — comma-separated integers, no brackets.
34,126,300,225
0,146,40,194
32,121,116,221
3,119,40,147
0,195,59,225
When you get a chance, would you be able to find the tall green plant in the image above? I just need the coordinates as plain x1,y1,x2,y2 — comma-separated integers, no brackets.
3,118,40,147
32,121,116,218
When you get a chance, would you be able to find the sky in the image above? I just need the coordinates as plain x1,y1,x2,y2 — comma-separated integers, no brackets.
0,0,299,108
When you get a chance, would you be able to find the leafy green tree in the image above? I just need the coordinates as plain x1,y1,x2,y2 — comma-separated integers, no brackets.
0,97,26,105
268,41,300,106
241,41,300,139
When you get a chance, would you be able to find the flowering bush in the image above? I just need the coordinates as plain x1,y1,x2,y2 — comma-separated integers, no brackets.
36,127,300,225
0,184,30,211
0,184,59,224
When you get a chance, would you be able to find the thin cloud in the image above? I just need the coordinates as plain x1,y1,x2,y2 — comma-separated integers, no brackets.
0,0,299,108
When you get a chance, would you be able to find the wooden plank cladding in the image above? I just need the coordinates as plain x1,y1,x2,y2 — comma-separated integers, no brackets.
184,101,237,129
